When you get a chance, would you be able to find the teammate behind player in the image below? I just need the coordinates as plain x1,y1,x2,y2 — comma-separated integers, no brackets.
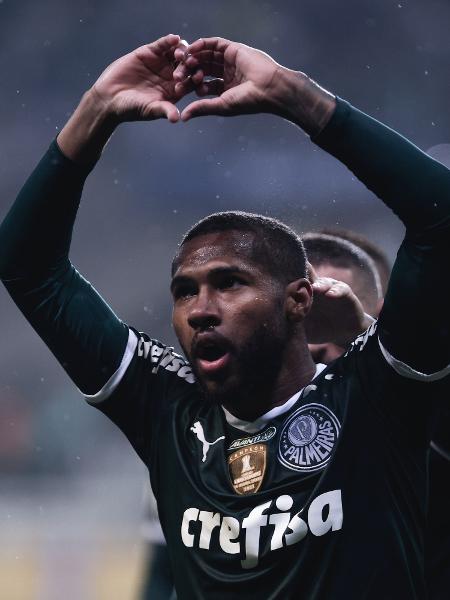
318,227,391,298
0,34,449,598
303,232,381,364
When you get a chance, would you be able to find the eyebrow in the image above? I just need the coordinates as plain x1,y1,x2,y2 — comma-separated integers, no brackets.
170,265,250,293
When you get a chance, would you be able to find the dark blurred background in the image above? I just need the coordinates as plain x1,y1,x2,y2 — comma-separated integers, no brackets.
1,1,449,598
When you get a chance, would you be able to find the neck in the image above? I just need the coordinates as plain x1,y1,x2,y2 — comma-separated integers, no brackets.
222,332,316,422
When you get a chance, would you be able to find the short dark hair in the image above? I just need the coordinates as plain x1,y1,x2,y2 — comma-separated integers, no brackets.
318,227,391,294
172,211,307,283
302,232,381,315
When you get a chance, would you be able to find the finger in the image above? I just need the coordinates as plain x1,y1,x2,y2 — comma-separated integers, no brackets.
191,69,205,86
148,33,181,56
325,281,350,297
177,77,224,99
173,61,191,81
312,279,333,294
174,77,197,97
187,37,230,55
166,40,188,71
181,97,229,121
184,51,224,78
186,50,224,67
150,100,180,123
173,40,189,62
174,59,222,82
173,46,224,82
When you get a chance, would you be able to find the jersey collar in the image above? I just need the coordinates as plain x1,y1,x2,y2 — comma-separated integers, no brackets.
222,363,327,434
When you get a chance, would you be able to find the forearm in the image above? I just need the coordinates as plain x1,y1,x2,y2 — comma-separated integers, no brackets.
57,88,118,165
311,98,450,236
272,70,336,137
0,140,91,279
278,70,450,235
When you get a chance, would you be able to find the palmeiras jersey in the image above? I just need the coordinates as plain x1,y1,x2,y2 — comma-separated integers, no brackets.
86,320,446,599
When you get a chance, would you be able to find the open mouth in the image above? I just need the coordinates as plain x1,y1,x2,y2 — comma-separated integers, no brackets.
193,336,231,375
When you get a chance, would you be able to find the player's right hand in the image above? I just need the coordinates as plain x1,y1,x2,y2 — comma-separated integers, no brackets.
91,34,189,123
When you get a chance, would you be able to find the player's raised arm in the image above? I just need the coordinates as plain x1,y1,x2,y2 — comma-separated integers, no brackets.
0,35,189,395
177,37,450,375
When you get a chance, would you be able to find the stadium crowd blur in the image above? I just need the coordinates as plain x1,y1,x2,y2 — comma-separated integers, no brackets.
1,0,449,598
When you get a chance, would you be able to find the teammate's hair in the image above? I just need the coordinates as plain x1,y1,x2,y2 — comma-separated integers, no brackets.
318,227,391,294
172,211,307,284
302,232,382,316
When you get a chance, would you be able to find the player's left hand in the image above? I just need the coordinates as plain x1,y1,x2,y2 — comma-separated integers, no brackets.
305,264,373,346
172,37,291,121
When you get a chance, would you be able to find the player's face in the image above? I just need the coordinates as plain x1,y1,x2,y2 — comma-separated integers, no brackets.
171,231,289,404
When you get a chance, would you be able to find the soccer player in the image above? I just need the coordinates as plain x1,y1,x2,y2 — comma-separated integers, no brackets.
303,232,381,364
0,33,449,598
318,227,392,299
138,256,373,599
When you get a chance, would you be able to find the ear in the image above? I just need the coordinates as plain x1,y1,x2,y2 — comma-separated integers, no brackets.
285,278,313,322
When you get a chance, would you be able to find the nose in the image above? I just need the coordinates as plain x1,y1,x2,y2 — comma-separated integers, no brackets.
187,288,221,331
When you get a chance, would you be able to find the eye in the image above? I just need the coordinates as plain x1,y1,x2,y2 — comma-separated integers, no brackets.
173,284,197,300
217,275,245,290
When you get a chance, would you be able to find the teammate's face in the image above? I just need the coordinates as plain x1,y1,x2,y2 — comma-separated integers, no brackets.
171,231,289,405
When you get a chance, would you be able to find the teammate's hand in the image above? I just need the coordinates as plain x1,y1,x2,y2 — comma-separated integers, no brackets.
92,34,189,124
305,264,372,346
173,37,288,122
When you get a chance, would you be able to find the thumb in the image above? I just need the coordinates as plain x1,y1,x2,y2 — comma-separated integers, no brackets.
150,101,180,123
181,97,229,121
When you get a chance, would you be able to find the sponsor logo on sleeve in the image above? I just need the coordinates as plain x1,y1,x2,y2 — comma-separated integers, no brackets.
278,403,340,472
345,320,377,356
138,337,195,383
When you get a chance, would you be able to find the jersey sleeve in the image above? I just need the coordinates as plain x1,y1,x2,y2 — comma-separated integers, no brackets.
0,141,129,394
343,320,445,443
86,329,196,464
313,99,450,380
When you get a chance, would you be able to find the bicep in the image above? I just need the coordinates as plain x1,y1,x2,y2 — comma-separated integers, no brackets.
378,234,450,378
4,260,129,394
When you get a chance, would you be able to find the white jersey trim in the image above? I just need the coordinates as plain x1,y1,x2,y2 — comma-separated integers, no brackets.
378,337,450,382
222,363,327,433
430,441,450,462
84,328,138,404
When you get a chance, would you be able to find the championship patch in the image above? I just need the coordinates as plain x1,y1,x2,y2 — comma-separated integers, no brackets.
278,403,340,472
228,444,267,495
228,426,276,450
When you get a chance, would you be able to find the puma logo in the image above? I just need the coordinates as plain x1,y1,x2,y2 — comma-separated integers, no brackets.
191,421,225,462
